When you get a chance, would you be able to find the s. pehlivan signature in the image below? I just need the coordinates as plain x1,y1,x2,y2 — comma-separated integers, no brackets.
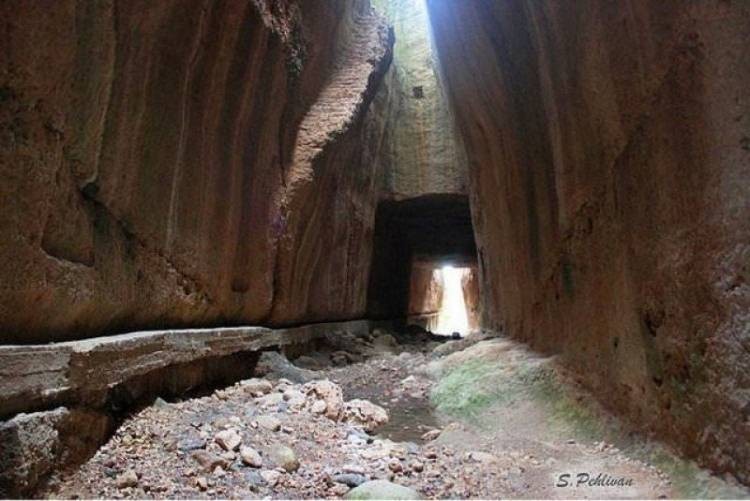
556,472,635,488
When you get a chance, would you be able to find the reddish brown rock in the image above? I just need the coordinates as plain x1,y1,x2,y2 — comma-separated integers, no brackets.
269,1,393,325
460,266,479,333
407,261,443,330
428,0,750,483
0,0,392,343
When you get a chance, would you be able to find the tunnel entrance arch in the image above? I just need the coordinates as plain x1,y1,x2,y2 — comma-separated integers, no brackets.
366,194,478,334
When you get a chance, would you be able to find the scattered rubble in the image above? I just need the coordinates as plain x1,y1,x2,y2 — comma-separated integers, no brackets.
36,330,736,499
240,379,273,396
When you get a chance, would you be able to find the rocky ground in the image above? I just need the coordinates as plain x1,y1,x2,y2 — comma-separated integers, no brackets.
39,329,750,499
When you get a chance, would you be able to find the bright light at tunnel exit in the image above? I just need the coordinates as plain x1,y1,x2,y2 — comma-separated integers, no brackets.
435,265,469,336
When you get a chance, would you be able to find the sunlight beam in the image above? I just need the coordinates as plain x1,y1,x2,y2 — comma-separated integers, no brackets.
435,265,469,336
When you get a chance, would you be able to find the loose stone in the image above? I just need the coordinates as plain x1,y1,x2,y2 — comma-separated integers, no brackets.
240,446,263,468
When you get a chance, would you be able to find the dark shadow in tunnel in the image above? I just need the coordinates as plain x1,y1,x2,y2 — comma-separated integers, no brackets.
366,194,477,330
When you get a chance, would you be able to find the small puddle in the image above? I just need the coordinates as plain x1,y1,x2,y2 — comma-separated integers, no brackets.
376,395,440,443
337,366,440,443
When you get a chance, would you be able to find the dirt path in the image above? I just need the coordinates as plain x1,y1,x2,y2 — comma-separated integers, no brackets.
40,330,749,499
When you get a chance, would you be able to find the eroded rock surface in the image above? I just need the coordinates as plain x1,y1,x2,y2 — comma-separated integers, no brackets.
0,408,111,497
0,0,392,343
427,0,750,482
368,0,467,200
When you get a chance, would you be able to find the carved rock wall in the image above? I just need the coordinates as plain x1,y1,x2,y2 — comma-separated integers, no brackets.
428,0,750,482
0,0,392,342
408,262,442,316
405,261,442,332
370,0,467,200
461,266,480,333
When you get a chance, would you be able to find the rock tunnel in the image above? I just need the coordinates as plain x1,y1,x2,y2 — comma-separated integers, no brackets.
367,194,478,333
1,0,749,498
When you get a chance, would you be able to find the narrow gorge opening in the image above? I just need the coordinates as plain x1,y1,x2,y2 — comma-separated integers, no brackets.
1,0,749,498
